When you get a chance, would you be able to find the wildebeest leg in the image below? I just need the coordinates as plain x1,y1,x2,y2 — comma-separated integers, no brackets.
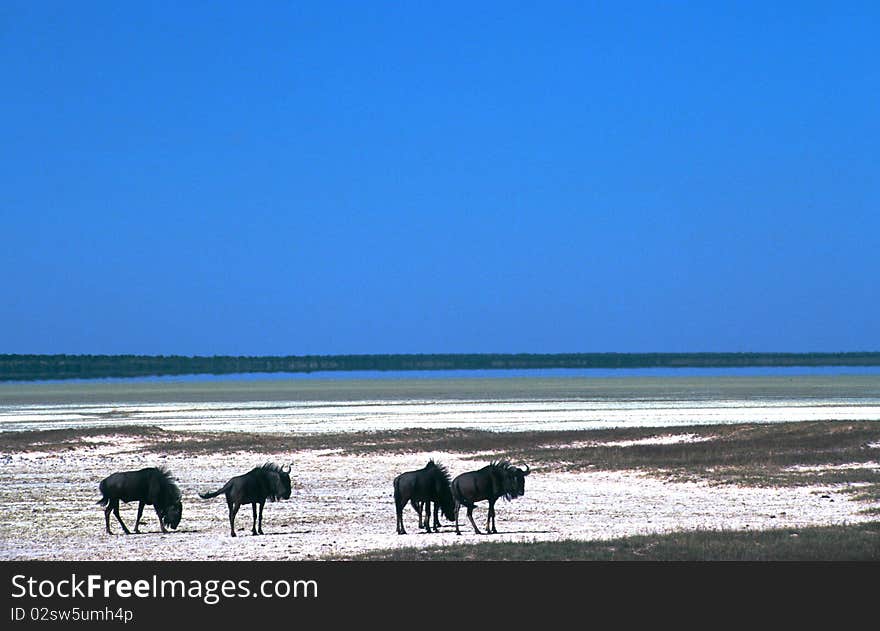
454,499,462,535
112,501,131,535
104,505,114,534
257,500,265,535
466,505,482,535
133,501,145,533
228,500,240,537
251,503,259,535
396,496,406,535
487,499,497,534
421,501,431,532
432,502,440,532
154,505,168,533
414,500,424,530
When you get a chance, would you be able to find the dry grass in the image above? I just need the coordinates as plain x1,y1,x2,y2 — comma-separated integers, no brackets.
341,521,880,561
3,420,878,503
3,420,879,560
0,425,164,452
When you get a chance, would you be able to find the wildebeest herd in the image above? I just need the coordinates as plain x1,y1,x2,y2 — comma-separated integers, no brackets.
393,460,531,535
97,459,530,537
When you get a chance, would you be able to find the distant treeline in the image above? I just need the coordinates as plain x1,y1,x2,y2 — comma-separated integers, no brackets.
2,352,880,382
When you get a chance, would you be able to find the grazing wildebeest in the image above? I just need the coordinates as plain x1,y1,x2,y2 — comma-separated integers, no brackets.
393,460,455,534
97,467,182,535
199,463,292,536
451,461,530,535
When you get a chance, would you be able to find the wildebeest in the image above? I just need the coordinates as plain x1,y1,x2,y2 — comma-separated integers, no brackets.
97,467,183,535
451,461,530,535
199,462,292,536
393,460,455,534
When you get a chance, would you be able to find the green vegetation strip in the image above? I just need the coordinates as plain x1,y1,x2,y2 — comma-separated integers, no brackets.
4,351,880,381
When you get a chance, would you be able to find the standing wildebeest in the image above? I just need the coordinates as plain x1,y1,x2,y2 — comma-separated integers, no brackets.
199,462,292,537
97,467,183,535
451,461,530,535
393,460,455,534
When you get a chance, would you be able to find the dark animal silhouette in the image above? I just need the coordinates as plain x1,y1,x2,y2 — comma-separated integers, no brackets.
451,461,530,535
97,467,182,535
393,460,455,534
410,500,439,531
199,463,292,536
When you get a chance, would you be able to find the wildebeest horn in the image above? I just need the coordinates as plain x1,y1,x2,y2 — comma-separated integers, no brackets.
521,464,530,475
281,463,290,473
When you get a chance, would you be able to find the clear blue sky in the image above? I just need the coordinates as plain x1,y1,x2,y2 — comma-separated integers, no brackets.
2,2,878,355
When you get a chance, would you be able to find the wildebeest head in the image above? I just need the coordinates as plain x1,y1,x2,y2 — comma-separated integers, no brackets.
162,500,183,530
154,467,182,529
505,463,530,499
262,462,292,500
278,463,292,500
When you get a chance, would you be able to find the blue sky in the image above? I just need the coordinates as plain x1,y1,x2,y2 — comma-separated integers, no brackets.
2,2,878,355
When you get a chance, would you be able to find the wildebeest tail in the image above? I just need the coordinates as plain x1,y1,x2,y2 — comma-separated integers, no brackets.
393,475,402,510
96,479,109,506
199,482,230,499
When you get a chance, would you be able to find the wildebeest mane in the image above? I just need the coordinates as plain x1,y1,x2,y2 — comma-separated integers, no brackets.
260,462,285,475
153,466,182,505
424,459,452,485
256,462,289,502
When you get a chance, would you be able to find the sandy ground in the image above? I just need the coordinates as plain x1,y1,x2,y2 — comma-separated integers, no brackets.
1,437,875,561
